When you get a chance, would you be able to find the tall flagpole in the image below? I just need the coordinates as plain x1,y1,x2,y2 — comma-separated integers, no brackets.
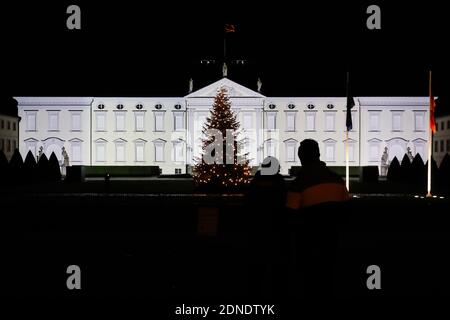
426,70,433,197
346,130,349,191
345,72,350,192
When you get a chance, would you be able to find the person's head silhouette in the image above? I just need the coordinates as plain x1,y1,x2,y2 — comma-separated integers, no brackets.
298,139,320,166
260,156,280,175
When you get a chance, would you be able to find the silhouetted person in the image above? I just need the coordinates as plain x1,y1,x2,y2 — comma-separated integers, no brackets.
287,139,349,209
286,139,349,298
245,156,287,297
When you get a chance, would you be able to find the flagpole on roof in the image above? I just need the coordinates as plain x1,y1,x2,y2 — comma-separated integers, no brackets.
345,72,351,192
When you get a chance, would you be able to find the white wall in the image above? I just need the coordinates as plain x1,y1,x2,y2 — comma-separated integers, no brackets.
91,97,187,174
360,97,430,170
15,83,430,176
16,97,92,165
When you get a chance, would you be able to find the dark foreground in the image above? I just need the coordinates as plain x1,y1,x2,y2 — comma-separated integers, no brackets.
0,185,449,316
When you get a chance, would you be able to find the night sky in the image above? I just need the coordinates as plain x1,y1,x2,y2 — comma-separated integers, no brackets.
1,1,449,114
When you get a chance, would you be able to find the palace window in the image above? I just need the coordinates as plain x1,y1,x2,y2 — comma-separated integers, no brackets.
115,140,126,162
26,111,37,131
173,112,184,131
265,139,277,158
323,139,336,162
135,140,146,162
135,112,145,131
414,112,425,131
284,139,298,162
48,111,60,131
285,112,296,132
24,138,38,157
154,139,166,162
368,139,382,162
324,112,335,131
391,111,403,131
154,111,165,131
95,140,107,162
95,112,106,131
266,112,276,131
70,139,82,163
305,112,316,131
368,111,381,131
172,140,184,162
115,112,126,131
71,111,82,131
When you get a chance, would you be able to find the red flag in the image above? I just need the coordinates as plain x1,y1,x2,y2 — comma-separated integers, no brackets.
429,71,437,134
225,24,235,33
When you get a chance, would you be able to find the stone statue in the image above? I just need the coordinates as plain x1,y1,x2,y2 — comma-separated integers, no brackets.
188,78,193,93
381,147,389,165
257,78,262,92
37,146,43,161
62,146,70,167
406,147,413,162
380,146,389,176
61,146,70,177
222,62,228,78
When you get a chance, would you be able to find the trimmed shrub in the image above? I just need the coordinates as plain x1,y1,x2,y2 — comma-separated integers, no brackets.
37,153,50,181
23,150,38,183
48,152,62,182
387,156,401,182
9,149,24,184
400,153,412,183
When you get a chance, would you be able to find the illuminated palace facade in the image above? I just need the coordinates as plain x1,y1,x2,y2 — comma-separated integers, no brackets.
16,78,430,174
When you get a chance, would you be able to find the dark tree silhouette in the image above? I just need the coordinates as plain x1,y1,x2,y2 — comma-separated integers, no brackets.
424,157,439,192
400,153,412,183
411,153,425,187
0,150,8,185
9,149,24,184
387,156,401,182
48,152,62,181
37,153,50,181
438,153,450,192
23,150,38,183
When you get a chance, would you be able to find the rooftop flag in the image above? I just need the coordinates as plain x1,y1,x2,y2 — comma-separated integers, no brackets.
225,24,236,33
346,72,355,132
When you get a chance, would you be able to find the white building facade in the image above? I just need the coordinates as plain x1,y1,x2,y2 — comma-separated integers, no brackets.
434,115,450,166
15,78,431,174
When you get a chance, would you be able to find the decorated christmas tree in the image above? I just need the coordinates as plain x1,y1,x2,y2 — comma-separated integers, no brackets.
193,87,251,190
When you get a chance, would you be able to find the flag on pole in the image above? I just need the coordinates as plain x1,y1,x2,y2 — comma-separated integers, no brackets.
429,72,437,133
346,72,355,131
225,24,236,33
426,70,435,197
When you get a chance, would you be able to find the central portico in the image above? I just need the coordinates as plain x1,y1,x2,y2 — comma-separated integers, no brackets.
185,78,265,166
